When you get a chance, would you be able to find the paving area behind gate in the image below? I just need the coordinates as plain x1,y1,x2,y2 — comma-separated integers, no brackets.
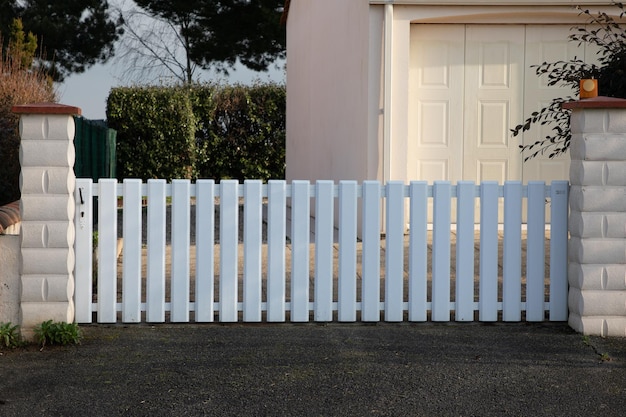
96,203,556,323
109,231,552,320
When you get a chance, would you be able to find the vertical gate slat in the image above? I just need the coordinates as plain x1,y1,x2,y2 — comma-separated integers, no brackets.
409,182,428,321
432,181,451,321
479,182,499,322
526,181,546,321
97,179,118,323
171,180,190,322
549,181,569,321
146,180,166,323
195,180,215,322
290,181,311,322
122,179,142,323
219,180,239,322
361,181,381,321
243,180,263,322
74,179,93,323
338,181,358,322
385,181,405,322
502,182,523,322
314,181,334,322
455,181,475,322
267,180,287,322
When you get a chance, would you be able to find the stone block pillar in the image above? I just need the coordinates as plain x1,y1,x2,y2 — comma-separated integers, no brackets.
12,103,81,339
565,97,626,337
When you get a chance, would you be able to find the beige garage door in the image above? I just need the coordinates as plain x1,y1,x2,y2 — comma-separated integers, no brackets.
409,24,595,186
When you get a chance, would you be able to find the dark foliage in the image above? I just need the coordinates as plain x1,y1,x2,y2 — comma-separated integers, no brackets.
133,0,285,77
1,0,123,81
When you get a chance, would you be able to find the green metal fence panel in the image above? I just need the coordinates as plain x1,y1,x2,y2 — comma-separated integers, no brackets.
73,117,117,180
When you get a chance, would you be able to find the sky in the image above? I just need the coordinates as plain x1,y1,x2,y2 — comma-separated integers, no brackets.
56,0,285,120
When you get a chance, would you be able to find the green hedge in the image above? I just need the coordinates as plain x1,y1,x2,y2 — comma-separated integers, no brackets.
106,87,197,180
106,83,285,182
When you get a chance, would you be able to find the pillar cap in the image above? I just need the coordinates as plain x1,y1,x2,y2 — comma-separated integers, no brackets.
11,102,81,115
563,96,626,109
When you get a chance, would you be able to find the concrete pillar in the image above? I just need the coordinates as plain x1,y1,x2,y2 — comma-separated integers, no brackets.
12,103,81,340
0,235,20,325
565,96,626,337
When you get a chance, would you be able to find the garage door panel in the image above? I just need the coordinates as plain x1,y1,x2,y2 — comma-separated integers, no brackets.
480,42,514,88
522,25,587,183
477,160,509,183
419,42,455,87
465,25,524,182
418,100,450,146
409,24,464,183
416,160,449,182
479,100,510,146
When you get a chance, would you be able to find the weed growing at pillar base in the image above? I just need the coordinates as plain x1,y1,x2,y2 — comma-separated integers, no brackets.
34,320,82,349
0,322,22,348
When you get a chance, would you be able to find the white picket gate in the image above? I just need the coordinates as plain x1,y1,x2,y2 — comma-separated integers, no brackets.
73,179,569,324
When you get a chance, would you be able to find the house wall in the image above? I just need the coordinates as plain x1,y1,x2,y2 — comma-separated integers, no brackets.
286,0,373,183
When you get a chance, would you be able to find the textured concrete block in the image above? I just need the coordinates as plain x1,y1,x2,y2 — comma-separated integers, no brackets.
18,114,75,141
569,211,626,238
569,237,626,264
569,287,626,316
0,236,21,325
20,301,74,329
20,140,75,168
607,108,626,133
20,167,75,194
574,108,607,134
569,133,585,160
569,185,626,212
21,221,75,248
569,111,583,135
568,313,626,337
569,160,626,186
21,248,74,275
569,263,626,290
20,195,75,222
570,134,626,161
21,274,74,303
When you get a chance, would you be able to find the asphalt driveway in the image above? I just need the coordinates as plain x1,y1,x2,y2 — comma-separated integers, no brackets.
1,322,625,416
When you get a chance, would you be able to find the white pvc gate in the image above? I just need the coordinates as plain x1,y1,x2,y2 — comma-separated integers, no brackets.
74,179,569,324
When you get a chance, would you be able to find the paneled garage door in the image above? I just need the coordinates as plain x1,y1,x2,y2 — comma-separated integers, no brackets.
409,24,595,186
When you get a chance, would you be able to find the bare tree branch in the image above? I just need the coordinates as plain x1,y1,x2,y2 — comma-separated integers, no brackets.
113,6,198,84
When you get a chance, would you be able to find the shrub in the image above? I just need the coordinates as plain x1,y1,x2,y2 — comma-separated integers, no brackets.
0,26,57,206
107,82,286,182
193,83,286,181
106,86,197,181
512,3,626,160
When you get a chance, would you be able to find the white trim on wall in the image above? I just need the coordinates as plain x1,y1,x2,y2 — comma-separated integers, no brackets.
371,1,614,5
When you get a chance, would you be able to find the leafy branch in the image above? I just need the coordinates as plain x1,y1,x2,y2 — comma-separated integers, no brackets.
512,2,626,160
